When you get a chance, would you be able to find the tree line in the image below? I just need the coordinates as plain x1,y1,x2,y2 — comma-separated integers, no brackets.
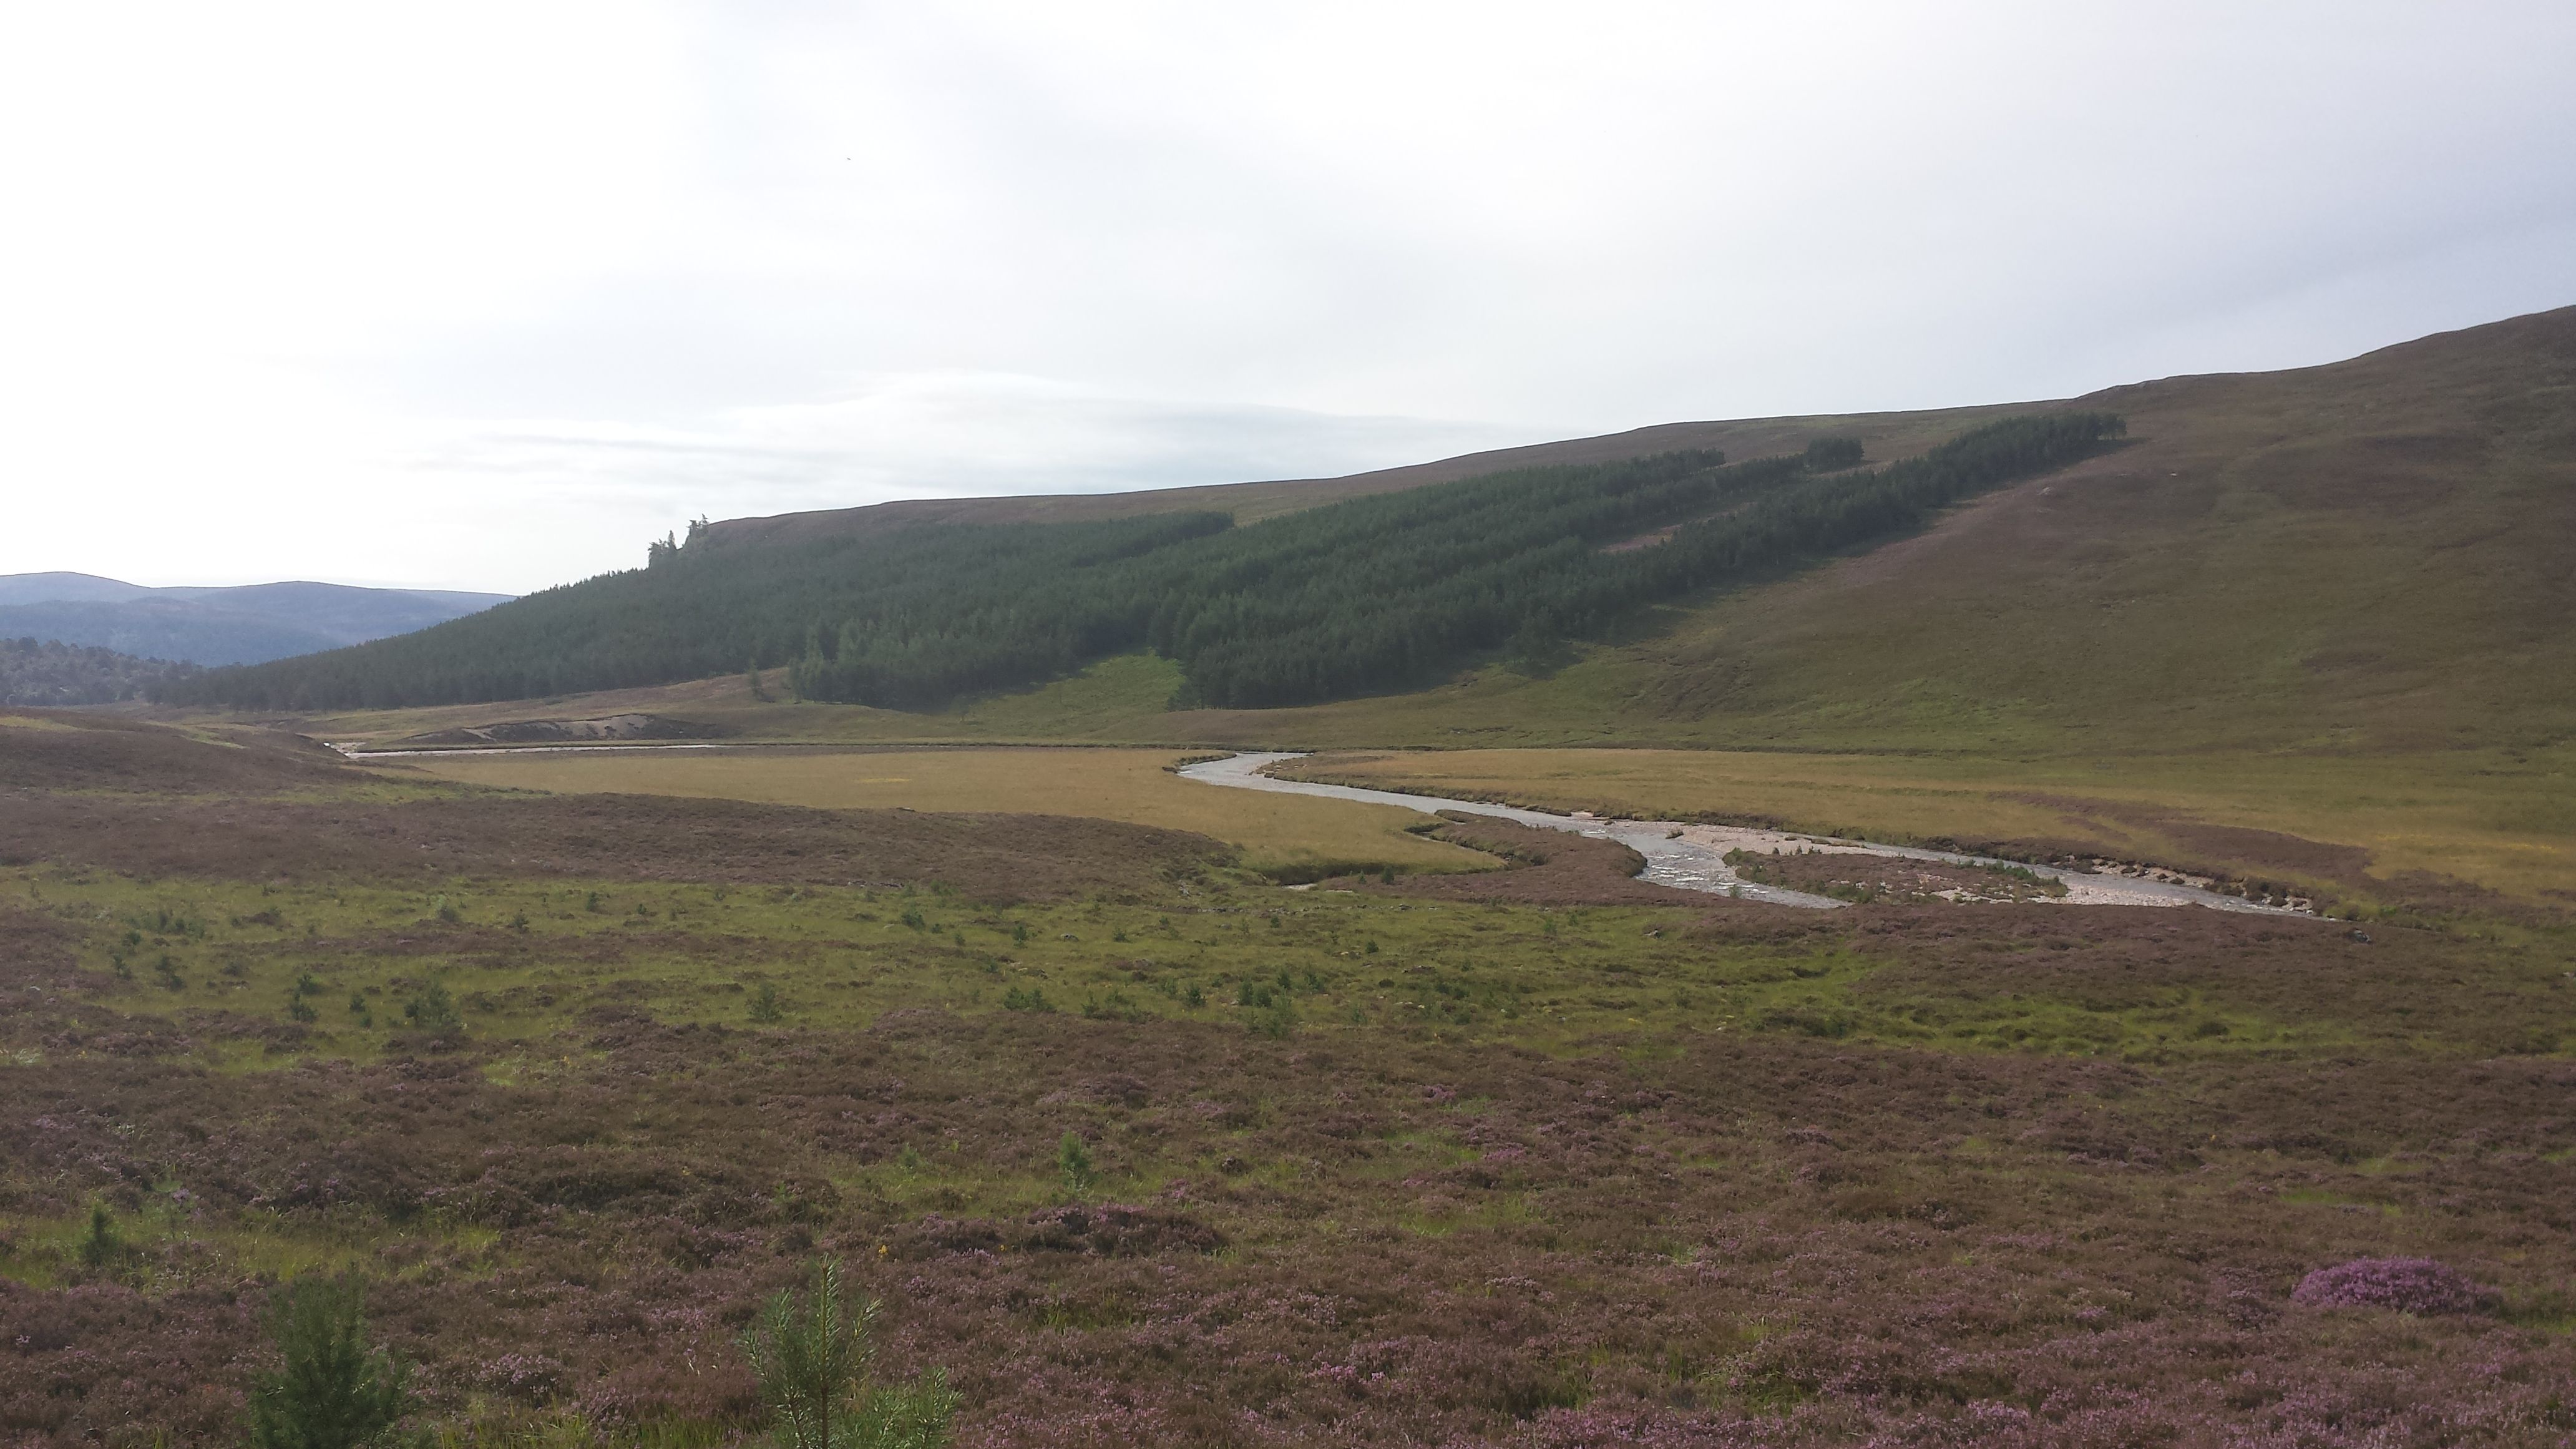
165,412,2121,713
3,637,203,708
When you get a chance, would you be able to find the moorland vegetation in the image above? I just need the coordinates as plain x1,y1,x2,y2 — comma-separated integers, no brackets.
12,307,2576,1447
4,710,2573,1447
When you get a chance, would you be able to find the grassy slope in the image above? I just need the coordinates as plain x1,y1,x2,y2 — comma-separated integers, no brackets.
310,305,2576,756
264,308,2576,905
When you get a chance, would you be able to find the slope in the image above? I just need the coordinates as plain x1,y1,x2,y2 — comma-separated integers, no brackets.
167,417,2120,713
0,577,515,666
699,402,2027,547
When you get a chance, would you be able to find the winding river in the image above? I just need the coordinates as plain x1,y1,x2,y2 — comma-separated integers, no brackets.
1178,751,2305,915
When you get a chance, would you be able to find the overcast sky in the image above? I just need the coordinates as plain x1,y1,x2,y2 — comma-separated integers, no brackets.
4,2,2572,594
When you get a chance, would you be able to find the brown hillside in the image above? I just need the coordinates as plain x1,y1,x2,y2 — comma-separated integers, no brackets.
1600,303,2576,752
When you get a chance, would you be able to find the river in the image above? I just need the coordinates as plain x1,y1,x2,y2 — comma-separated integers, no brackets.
1178,751,2306,915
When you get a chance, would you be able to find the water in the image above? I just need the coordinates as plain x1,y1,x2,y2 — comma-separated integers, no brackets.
1179,751,2305,915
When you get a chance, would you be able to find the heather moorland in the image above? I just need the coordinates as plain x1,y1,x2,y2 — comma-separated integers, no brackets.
4,711,2572,1447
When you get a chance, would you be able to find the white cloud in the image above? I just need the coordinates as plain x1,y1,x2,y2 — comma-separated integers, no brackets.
2,1,2572,592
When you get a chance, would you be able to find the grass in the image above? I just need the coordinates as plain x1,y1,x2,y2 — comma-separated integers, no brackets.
1272,743,2576,907
384,745,1488,881
20,313,2576,1443
9,767,2575,1443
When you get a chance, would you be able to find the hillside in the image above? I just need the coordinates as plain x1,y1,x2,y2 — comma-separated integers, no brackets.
0,637,202,707
0,575,512,667
1368,303,2576,755
217,305,2576,764
166,416,2121,712
698,402,2028,547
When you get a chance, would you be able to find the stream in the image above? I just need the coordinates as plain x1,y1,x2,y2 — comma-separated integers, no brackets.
1178,751,2305,915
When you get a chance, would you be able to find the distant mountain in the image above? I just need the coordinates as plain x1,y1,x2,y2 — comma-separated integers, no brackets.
0,574,512,667
0,572,160,605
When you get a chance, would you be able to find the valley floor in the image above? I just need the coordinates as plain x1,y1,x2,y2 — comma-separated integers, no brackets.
261,646,2574,917
5,709,2575,1447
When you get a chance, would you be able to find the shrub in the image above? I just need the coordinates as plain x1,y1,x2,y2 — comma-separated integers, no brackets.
76,1203,121,1267
2292,1257,2496,1315
1249,998,1299,1040
750,982,784,1023
1058,1133,1096,1196
402,983,464,1035
738,1259,957,1449
246,1275,413,1449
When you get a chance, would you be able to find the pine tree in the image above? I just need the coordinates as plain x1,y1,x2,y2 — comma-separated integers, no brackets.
739,1260,959,1449
245,1276,412,1449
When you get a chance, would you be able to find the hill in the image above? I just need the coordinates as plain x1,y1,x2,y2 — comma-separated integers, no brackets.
1311,302,2576,756
168,305,2575,761
0,637,202,707
165,415,2120,711
0,575,513,667
698,402,2027,547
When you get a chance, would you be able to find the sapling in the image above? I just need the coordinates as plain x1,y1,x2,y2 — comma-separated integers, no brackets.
1057,1133,1096,1195
402,983,463,1035
738,1259,957,1449
76,1202,120,1267
245,1275,412,1449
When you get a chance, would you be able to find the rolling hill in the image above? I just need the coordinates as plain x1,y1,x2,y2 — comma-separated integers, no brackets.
176,305,2575,761
0,637,201,707
0,575,513,667
164,416,2123,712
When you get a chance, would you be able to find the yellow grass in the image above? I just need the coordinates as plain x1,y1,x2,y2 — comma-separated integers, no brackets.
391,746,1487,879
1283,745,2576,905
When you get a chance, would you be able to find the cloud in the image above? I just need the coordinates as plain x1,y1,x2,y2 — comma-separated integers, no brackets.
2,1,2572,592
412,370,1536,509
376,375,1538,587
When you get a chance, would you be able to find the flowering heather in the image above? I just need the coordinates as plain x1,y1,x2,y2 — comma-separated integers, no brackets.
2291,1257,2498,1315
4,721,2574,1446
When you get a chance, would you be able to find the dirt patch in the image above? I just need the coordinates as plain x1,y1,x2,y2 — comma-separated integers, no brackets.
0,793,1232,902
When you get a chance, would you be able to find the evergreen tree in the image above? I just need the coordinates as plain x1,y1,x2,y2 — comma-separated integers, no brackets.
739,1259,957,1449
173,415,2120,715
245,1276,412,1449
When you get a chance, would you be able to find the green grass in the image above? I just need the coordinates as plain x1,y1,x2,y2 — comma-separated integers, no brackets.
12,838,2563,1101
1273,742,2576,907
384,744,1486,881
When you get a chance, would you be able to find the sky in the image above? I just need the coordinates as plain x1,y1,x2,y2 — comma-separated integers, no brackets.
3,2,2572,595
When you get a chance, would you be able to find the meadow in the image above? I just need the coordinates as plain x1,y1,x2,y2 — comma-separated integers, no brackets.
1270,744,2576,911
5,710,2575,1447
387,746,1483,883
288,640,2576,921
